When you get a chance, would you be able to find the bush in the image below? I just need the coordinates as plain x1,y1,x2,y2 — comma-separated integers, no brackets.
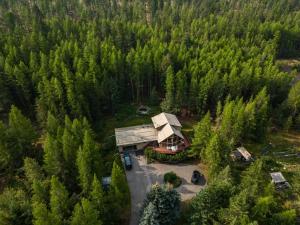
144,147,189,163
164,172,182,188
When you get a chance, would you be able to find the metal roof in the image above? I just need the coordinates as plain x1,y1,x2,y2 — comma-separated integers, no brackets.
237,147,252,161
270,172,286,184
151,112,182,129
157,123,184,143
115,124,157,146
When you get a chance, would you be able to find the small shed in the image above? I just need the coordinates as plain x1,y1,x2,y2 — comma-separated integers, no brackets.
270,172,290,190
231,147,252,162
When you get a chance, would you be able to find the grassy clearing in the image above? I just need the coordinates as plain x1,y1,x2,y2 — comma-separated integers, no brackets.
244,130,300,176
180,117,198,138
95,104,161,142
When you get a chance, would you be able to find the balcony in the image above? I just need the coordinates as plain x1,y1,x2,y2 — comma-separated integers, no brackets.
152,135,190,155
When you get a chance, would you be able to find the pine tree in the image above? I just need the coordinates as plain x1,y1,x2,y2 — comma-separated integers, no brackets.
191,112,212,159
139,202,160,225
23,157,44,186
161,66,175,112
31,180,48,204
90,175,105,219
49,176,69,223
110,160,130,207
76,131,95,193
6,105,37,168
175,70,187,109
288,81,300,117
43,134,63,177
143,184,180,225
0,188,32,225
204,133,227,179
70,198,102,225
253,88,269,141
32,201,59,225
0,121,10,171
46,112,60,137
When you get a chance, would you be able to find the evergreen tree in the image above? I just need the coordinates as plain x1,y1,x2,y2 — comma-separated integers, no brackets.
110,160,130,207
161,66,176,112
191,112,212,159
0,188,32,225
32,202,58,225
139,202,160,225
175,70,187,109
43,134,63,177
70,198,102,225
76,131,96,193
90,175,105,219
142,184,180,225
204,133,228,179
6,105,37,168
49,176,69,223
288,81,300,117
23,157,44,186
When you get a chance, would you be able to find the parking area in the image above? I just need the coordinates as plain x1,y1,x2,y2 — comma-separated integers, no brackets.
125,154,206,225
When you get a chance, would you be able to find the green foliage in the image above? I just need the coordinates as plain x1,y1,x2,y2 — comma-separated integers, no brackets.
0,106,37,172
110,160,130,207
163,172,181,188
49,176,69,223
23,157,45,187
70,198,102,225
0,188,32,225
141,184,180,225
204,133,229,179
189,170,233,225
288,81,300,117
32,202,58,225
161,66,176,112
0,1,299,224
144,147,189,163
89,175,105,220
139,202,160,225
76,131,96,194
272,209,296,225
191,112,212,159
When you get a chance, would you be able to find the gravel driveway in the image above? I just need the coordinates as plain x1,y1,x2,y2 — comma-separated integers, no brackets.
125,154,206,225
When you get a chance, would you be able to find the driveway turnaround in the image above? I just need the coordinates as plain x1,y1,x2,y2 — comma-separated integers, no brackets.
125,154,206,225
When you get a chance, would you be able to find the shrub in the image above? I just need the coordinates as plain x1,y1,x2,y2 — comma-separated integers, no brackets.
144,147,189,163
164,172,182,188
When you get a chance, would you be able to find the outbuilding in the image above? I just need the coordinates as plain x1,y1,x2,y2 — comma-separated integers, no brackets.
231,147,253,162
270,172,290,190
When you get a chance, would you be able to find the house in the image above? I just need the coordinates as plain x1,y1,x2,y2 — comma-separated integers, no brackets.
270,172,290,190
115,112,189,154
231,147,253,162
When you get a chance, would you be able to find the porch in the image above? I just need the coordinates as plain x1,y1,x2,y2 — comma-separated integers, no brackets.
152,135,190,154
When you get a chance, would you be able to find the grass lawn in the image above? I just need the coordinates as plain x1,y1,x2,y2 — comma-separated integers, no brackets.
244,130,300,178
180,116,198,138
94,104,161,142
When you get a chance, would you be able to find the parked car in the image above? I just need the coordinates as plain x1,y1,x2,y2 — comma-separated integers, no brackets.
123,153,133,170
191,170,202,184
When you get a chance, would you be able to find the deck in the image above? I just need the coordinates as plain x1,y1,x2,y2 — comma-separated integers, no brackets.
152,135,190,154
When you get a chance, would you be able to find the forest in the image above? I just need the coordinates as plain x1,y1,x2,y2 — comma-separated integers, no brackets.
0,0,300,225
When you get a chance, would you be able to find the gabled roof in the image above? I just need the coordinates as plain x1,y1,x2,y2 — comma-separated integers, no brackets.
151,112,182,129
157,124,184,143
115,124,157,146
